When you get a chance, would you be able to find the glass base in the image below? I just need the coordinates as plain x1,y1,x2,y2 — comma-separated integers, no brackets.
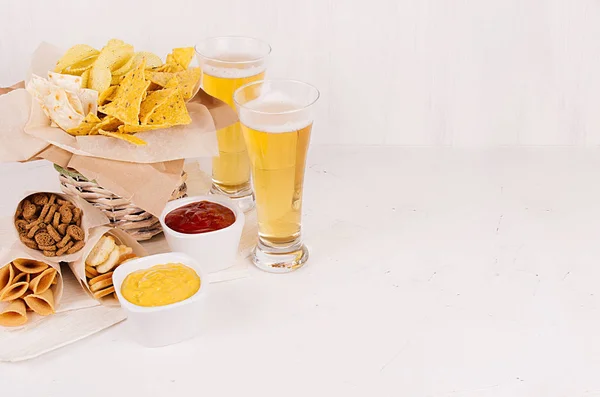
209,183,255,212
252,240,308,273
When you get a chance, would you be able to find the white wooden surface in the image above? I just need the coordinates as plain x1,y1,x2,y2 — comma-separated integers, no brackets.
1,146,600,396
1,0,600,146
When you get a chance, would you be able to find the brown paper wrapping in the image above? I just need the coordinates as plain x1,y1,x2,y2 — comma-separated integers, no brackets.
10,191,109,263
0,245,64,320
69,225,147,306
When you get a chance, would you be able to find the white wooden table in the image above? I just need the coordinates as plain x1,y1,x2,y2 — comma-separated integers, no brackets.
1,146,599,396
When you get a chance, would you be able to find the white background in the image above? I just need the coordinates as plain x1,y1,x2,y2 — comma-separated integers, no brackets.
1,0,599,146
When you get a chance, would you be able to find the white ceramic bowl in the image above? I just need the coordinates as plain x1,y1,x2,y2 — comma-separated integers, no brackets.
159,195,245,274
113,252,208,348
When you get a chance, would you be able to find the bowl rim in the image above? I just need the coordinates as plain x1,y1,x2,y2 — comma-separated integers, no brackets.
159,195,245,239
113,252,207,313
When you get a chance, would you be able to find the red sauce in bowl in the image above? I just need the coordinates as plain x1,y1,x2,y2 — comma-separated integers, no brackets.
164,201,236,234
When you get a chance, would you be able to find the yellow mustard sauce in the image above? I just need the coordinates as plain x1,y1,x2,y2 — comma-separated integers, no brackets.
121,263,200,307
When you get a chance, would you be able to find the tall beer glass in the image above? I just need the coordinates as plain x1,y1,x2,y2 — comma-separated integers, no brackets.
195,37,271,212
234,80,320,272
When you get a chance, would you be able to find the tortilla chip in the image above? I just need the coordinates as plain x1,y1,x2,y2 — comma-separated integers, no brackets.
98,129,147,145
170,47,195,69
155,62,184,73
0,299,28,327
139,88,177,124
99,59,149,125
146,71,174,87
66,112,101,136
98,85,118,105
90,116,123,135
118,123,171,133
176,68,201,99
145,88,191,126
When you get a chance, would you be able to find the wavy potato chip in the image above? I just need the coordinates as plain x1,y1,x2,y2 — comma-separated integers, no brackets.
54,44,99,73
80,69,90,88
89,65,112,94
98,129,147,145
63,55,98,75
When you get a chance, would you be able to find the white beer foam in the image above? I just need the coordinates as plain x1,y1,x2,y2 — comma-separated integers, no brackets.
202,64,265,79
239,94,312,133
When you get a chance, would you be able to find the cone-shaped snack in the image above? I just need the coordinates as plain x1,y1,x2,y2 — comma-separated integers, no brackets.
12,259,48,274
0,264,15,292
24,288,55,316
0,299,28,327
0,281,29,302
29,268,57,295
12,272,29,284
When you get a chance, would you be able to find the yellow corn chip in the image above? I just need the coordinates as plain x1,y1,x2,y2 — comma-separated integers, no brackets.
54,45,99,73
98,86,118,105
90,116,123,135
139,88,177,124
66,113,102,136
98,129,147,145
118,123,171,133
170,47,195,69
99,60,149,125
145,88,191,126
155,62,184,73
146,71,174,87
176,67,201,100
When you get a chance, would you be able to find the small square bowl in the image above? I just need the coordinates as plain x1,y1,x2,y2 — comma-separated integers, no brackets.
113,252,208,348
159,195,245,274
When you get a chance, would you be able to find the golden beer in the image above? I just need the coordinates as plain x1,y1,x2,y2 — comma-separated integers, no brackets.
242,122,312,246
202,66,265,193
196,37,270,211
235,80,320,272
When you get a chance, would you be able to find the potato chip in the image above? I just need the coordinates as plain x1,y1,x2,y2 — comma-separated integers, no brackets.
62,55,98,75
66,112,101,136
89,65,111,94
90,116,122,135
176,67,201,99
170,47,195,69
139,88,177,124
98,129,147,145
98,86,118,105
145,88,191,126
134,52,162,68
80,69,90,88
54,44,99,73
99,60,149,125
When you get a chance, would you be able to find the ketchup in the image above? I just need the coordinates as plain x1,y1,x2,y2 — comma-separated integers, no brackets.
165,201,235,234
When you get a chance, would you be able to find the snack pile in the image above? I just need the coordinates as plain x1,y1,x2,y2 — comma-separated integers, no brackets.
0,259,58,327
26,39,201,145
15,193,85,257
85,234,137,300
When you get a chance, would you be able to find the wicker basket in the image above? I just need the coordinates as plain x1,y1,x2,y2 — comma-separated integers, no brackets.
55,165,187,241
